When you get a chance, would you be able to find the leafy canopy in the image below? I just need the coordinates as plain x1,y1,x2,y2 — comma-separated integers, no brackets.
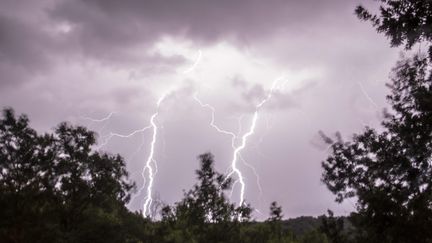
322,1,432,241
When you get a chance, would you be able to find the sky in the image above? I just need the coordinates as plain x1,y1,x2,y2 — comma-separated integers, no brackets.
0,0,403,219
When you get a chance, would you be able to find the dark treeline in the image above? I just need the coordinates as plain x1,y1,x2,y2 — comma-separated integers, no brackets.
1,0,432,242
0,106,342,242
0,108,337,242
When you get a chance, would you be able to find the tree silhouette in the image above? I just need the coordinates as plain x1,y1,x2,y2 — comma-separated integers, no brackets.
356,0,432,58
319,210,346,243
266,201,284,241
322,44,432,243
0,108,333,242
0,108,138,243
161,152,252,243
322,1,432,242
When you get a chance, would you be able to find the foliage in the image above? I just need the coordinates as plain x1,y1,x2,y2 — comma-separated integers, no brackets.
159,153,329,243
0,109,331,242
320,210,348,243
159,152,251,243
323,2,432,239
0,108,141,243
322,53,432,242
356,0,432,57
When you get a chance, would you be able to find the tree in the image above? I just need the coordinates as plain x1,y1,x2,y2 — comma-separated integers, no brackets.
0,108,61,243
161,153,252,243
356,0,432,57
319,210,347,243
322,53,432,242
0,108,137,243
322,1,432,242
268,201,283,222
266,201,284,241
0,108,332,243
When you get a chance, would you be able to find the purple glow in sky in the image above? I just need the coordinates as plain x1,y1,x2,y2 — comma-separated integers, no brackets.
0,0,403,219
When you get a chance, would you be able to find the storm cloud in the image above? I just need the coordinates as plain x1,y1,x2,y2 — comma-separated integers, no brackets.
0,0,402,218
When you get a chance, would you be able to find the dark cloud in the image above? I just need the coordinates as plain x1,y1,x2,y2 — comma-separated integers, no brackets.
0,15,52,87
0,0,191,90
49,0,350,50
0,0,374,89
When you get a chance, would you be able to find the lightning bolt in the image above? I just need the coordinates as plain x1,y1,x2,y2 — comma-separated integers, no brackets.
81,112,116,122
83,48,203,218
80,112,116,135
96,125,152,150
139,49,201,216
195,76,284,206
228,111,257,205
183,50,202,74
357,81,379,109
141,94,166,217
82,94,166,218
193,94,237,147
80,51,291,216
